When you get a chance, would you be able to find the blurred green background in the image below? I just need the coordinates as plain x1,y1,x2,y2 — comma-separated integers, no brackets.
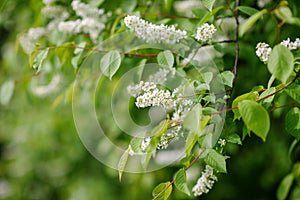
1,0,300,199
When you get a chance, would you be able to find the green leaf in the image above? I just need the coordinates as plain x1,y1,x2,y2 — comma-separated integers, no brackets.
100,50,121,80
200,5,224,24
55,43,73,65
239,9,267,37
192,9,208,19
118,147,130,181
120,0,136,12
180,155,193,167
0,80,15,106
71,42,86,70
225,134,242,145
259,87,276,103
274,6,300,25
201,0,216,12
276,173,294,200
232,92,258,120
285,107,300,139
183,104,202,134
174,168,190,196
204,149,227,173
285,83,300,104
129,136,144,153
32,48,49,72
157,50,174,69
185,133,198,156
238,100,270,141
152,182,172,200
267,45,294,84
238,6,259,16
218,71,235,87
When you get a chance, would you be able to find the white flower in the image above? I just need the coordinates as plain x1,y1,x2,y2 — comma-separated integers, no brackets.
280,38,299,50
218,139,226,147
192,165,217,196
58,20,82,34
20,27,46,55
128,145,135,156
256,42,272,63
194,23,216,42
141,137,151,152
124,15,187,44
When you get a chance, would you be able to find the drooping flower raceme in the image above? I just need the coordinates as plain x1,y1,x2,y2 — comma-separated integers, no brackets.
255,42,272,63
194,23,217,42
192,165,217,196
280,38,300,50
124,15,187,44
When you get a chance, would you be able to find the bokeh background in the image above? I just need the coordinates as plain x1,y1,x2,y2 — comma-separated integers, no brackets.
1,0,300,199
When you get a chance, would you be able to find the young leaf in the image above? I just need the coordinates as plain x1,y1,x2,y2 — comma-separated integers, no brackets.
204,149,227,173
267,45,294,84
152,182,172,200
0,80,15,106
285,83,300,104
285,107,300,139
225,134,242,145
201,0,216,12
218,71,235,87
232,92,258,120
239,9,267,37
259,87,276,103
32,48,49,72
276,173,294,200
174,168,190,196
238,100,270,141
238,6,259,16
118,147,130,181
157,50,174,69
100,50,121,80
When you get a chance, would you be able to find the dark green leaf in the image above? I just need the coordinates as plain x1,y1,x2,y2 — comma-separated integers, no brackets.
267,45,294,84
276,173,294,200
238,6,259,16
238,100,270,141
285,107,300,139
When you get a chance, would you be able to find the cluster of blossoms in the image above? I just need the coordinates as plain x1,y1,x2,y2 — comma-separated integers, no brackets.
58,0,110,41
124,15,187,44
192,165,218,196
256,37,300,63
194,23,217,42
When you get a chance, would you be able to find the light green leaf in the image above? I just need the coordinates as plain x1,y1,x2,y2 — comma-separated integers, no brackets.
274,6,300,25
238,100,270,141
152,182,172,200
174,168,190,196
267,45,294,84
239,9,267,37
129,136,144,153
285,107,300,139
238,6,259,16
118,148,130,181
71,42,86,70
100,50,121,80
225,134,242,145
185,133,198,155
32,48,49,72
204,149,227,173
202,72,213,86
259,87,276,103
121,0,136,12
201,0,216,12
276,173,294,200
157,50,174,69
183,104,202,134
218,71,235,87
285,83,300,104
0,80,15,106
232,92,258,120
200,5,224,24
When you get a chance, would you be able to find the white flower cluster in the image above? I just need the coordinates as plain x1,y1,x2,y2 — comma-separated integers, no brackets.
141,137,151,151
58,0,108,41
280,38,300,50
20,28,46,55
255,42,272,63
194,23,217,42
256,38,300,63
192,165,217,196
149,68,176,84
124,15,187,44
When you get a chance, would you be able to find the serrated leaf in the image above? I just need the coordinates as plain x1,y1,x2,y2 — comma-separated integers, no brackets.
152,182,172,200
267,45,294,84
157,50,174,68
118,148,130,181
100,50,121,80
225,134,242,145
201,0,216,12
238,6,259,16
204,149,227,173
0,80,15,106
238,100,270,141
32,48,49,72
218,71,235,87
276,173,294,200
285,83,300,104
232,92,258,120
239,9,267,37
180,155,193,167
285,107,300,139
174,168,190,196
